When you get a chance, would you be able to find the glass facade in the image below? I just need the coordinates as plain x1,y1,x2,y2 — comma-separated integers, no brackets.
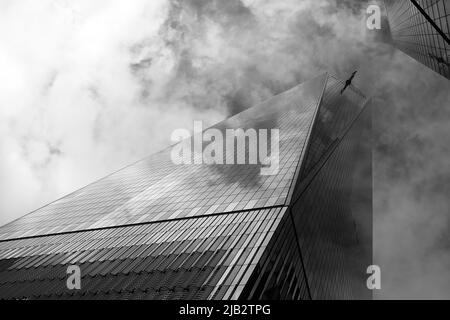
0,208,287,300
0,74,326,241
291,104,372,299
385,0,450,80
0,73,372,300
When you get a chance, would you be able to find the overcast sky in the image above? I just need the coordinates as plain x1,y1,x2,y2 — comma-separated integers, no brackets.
1,0,449,299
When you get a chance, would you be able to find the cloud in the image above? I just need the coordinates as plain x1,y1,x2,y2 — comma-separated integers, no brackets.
371,51,450,299
0,0,449,298
0,0,226,225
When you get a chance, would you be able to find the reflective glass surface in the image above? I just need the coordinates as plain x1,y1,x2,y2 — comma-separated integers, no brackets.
300,75,367,179
291,103,372,299
239,209,311,300
0,73,372,300
0,208,285,300
0,74,327,240
385,0,450,79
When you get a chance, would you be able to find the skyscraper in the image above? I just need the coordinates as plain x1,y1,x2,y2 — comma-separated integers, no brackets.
0,73,372,300
384,0,450,80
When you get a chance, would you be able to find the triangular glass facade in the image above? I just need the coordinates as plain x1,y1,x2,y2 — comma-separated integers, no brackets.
0,73,372,300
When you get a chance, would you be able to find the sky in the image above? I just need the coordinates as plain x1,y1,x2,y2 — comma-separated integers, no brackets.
0,0,449,299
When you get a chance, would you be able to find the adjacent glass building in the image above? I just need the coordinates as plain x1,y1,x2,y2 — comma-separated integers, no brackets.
384,0,450,80
0,73,372,300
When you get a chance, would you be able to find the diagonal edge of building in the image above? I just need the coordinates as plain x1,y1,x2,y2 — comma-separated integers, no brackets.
0,73,372,300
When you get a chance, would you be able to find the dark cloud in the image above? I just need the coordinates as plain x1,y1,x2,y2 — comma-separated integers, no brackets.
182,0,255,28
